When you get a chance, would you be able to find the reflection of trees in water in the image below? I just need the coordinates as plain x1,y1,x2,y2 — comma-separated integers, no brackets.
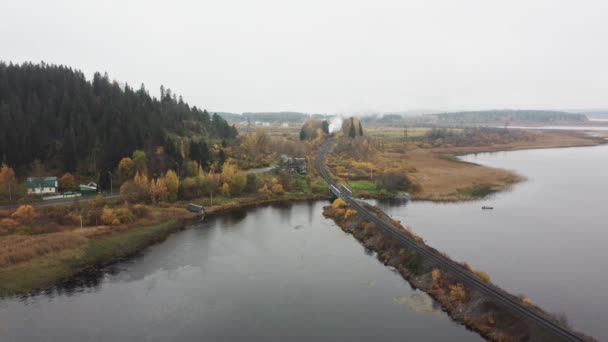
376,198,409,207
270,202,293,223
307,200,315,224
18,266,121,300
220,209,247,226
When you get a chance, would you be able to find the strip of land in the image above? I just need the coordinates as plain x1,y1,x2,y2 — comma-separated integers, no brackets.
320,138,595,341
329,128,605,201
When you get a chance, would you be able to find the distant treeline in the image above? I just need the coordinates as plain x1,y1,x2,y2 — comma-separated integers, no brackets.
0,62,237,175
430,110,588,124
219,111,331,123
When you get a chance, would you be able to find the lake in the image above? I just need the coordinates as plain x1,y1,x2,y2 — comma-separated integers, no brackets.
0,202,480,342
372,143,608,340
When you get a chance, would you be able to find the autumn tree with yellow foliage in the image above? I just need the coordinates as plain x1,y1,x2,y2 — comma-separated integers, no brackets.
0,163,17,201
165,170,179,202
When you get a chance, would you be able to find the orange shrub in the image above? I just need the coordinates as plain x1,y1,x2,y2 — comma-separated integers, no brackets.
449,283,467,302
114,207,135,224
63,212,82,226
344,209,357,220
258,184,272,198
331,198,347,209
101,207,120,226
11,205,37,224
431,268,441,287
271,184,285,195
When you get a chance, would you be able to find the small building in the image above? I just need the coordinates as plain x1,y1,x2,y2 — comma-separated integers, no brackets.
26,177,58,194
278,155,307,175
79,182,98,196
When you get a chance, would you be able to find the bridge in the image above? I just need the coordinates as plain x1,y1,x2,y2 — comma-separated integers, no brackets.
317,138,585,342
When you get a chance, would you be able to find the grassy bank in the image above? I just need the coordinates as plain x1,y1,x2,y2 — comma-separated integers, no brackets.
352,129,605,202
0,219,184,297
184,189,327,216
0,190,328,297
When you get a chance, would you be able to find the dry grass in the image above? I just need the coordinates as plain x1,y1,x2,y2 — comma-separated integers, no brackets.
387,147,521,201
0,203,192,270
0,210,10,218
0,232,87,267
354,127,603,201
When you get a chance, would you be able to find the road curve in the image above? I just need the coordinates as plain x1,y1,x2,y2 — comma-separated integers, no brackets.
317,138,586,342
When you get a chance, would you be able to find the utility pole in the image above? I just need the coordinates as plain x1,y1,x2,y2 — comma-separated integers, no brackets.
107,171,113,196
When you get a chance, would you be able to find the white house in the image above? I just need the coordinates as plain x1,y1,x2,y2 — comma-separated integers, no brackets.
26,177,58,194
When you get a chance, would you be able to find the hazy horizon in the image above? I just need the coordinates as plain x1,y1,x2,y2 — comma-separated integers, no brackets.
2,0,608,114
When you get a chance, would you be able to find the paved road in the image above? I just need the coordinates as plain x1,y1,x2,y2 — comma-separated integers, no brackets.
243,166,276,174
0,194,119,210
317,138,586,342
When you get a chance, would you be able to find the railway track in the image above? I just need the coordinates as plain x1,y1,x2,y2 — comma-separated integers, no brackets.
317,138,586,342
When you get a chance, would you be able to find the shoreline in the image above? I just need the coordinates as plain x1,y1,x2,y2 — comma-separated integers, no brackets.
322,199,595,341
407,131,606,202
0,194,327,298
2,132,604,297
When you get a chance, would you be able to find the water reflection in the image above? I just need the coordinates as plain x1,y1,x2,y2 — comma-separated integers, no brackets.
0,201,480,342
373,144,608,340
219,208,247,225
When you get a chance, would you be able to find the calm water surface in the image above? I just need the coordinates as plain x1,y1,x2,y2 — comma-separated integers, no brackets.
373,144,608,340
0,202,480,342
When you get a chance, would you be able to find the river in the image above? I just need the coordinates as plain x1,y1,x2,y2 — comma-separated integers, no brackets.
0,202,480,342
373,143,608,340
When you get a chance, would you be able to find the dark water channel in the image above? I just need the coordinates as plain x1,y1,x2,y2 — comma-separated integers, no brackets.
0,202,480,341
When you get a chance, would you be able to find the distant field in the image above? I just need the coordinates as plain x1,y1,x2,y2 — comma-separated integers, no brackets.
236,125,301,138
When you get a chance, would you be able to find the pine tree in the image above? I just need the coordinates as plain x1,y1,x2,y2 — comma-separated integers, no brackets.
0,62,237,174
322,120,329,134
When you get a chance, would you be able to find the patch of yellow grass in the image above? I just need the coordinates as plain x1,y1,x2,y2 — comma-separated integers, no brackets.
431,268,441,287
475,270,492,283
331,198,348,209
0,232,87,267
344,209,358,220
449,283,467,302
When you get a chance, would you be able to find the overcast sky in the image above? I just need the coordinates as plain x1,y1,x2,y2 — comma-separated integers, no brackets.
2,0,607,114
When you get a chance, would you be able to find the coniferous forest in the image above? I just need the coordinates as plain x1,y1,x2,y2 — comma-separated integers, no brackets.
0,62,237,176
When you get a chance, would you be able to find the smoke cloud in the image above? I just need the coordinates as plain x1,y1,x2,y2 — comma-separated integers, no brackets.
328,116,343,134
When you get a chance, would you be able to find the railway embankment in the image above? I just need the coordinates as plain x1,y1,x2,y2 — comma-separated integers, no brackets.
323,198,594,342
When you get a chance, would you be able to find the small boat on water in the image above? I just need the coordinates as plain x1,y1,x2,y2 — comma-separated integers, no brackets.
482,206,494,210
